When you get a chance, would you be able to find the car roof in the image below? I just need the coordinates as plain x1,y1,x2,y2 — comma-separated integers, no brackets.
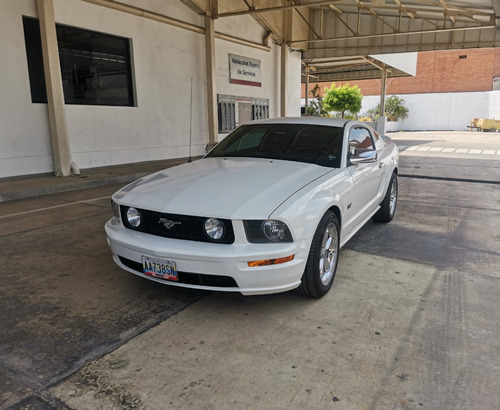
245,117,351,127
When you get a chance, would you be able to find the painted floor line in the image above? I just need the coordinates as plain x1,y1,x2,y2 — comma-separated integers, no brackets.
397,145,498,155
399,174,500,185
0,196,110,220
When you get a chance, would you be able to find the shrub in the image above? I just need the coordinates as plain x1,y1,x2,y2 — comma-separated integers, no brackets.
304,84,329,117
366,95,409,121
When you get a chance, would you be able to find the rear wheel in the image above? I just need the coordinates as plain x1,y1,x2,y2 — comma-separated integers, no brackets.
297,211,339,298
373,172,398,223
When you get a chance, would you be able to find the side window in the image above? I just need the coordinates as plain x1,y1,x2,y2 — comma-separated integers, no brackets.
349,127,375,155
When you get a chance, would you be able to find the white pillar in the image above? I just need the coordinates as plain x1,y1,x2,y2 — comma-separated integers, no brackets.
280,42,288,117
37,0,72,176
305,65,310,111
377,69,388,135
205,15,218,144
280,8,292,117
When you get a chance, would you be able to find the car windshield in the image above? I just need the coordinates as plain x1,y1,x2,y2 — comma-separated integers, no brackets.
206,123,344,168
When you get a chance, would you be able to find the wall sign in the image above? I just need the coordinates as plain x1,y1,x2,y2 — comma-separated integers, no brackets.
229,54,262,87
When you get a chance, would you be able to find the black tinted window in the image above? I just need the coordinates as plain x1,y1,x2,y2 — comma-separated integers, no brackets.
23,17,134,106
207,123,344,168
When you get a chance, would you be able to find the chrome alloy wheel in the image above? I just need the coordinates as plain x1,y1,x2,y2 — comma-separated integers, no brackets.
389,178,398,216
319,222,339,286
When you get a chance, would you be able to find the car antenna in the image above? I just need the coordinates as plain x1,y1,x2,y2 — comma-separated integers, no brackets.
188,77,193,163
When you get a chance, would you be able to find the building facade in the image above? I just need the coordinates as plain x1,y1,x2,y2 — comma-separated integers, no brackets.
302,49,500,131
0,0,301,179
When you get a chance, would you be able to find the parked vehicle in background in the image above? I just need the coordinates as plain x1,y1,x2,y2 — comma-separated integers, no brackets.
468,118,500,132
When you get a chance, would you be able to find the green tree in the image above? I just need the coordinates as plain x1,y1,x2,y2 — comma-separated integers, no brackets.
366,95,409,121
305,84,329,117
323,83,363,119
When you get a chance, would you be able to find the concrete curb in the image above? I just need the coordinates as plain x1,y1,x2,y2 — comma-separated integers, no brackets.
0,172,149,203
0,157,198,203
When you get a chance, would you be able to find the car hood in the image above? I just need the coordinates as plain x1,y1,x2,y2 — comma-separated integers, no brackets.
114,157,337,219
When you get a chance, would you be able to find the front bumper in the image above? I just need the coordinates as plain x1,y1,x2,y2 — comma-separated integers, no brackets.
105,218,310,295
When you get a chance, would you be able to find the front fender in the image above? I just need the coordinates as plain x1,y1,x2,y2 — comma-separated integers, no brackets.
269,168,353,246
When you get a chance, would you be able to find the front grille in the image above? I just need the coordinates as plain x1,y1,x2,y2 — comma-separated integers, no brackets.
119,257,238,288
120,206,234,244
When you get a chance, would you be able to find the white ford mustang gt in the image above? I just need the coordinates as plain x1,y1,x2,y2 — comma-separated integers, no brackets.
105,117,399,298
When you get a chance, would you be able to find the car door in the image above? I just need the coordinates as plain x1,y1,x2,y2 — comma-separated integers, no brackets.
341,126,385,237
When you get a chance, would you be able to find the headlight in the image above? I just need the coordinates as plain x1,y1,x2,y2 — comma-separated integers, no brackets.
244,220,293,243
204,218,225,240
126,207,141,227
262,220,288,241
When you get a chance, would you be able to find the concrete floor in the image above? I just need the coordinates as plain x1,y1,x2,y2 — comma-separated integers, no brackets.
1,132,499,409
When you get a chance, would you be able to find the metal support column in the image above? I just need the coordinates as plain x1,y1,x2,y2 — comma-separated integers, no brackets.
305,65,310,111
280,42,288,117
377,68,388,135
380,69,387,117
205,14,218,144
280,8,292,117
37,0,72,176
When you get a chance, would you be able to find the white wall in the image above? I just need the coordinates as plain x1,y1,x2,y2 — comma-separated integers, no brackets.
488,90,500,119
0,1,53,177
0,0,301,178
360,91,498,131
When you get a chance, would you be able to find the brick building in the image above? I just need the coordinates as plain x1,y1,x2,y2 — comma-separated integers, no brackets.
302,48,500,97
302,48,500,131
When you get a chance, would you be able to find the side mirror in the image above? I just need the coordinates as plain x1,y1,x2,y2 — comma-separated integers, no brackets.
350,150,378,165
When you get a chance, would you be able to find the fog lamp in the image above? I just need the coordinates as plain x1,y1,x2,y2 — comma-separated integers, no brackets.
126,207,141,227
204,218,224,240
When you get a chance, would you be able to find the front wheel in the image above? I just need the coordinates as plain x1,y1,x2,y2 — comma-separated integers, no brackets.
373,172,398,223
297,211,340,298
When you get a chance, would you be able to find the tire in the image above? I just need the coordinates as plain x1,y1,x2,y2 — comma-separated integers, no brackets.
297,211,340,298
373,172,398,223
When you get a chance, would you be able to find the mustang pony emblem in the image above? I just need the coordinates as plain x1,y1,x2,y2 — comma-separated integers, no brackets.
159,218,182,229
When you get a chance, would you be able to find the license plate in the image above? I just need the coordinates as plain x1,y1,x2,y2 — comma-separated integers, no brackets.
142,256,178,281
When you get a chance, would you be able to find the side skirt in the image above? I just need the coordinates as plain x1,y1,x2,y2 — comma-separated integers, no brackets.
339,205,380,248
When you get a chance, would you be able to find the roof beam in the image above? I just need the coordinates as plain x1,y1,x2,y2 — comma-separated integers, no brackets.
328,4,343,14
325,6,357,36
309,56,368,66
347,2,492,18
362,56,387,71
296,8,322,40
365,5,398,32
307,39,500,55
439,0,456,23
216,1,343,18
393,0,415,19
292,21,497,45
